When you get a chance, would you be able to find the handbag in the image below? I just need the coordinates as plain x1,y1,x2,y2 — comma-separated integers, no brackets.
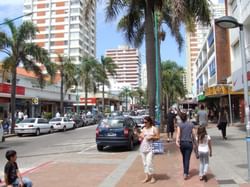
217,122,222,130
152,140,164,154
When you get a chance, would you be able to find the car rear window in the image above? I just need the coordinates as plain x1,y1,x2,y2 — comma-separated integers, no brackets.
50,118,62,122
20,118,36,123
101,119,124,128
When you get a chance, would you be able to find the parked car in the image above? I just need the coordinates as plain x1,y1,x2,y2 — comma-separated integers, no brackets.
96,116,139,151
15,118,53,136
0,122,5,142
49,117,75,131
131,116,144,129
71,115,84,127
84,115,96,125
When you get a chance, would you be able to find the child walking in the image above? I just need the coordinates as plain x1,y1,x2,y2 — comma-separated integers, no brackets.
197,126,212,182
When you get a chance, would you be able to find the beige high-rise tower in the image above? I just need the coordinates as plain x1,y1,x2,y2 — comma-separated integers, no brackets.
186,0,225,96
23,0,96,64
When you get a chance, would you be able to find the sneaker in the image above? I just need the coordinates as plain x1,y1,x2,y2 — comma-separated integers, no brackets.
184,174,188,180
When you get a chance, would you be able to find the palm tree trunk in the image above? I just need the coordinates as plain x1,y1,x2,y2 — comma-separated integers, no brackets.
102,82,105,113
145,1,156,119
85,83,88,114
10,67,17,133
125,94,128,111
166,94,169,112
60,72,64,116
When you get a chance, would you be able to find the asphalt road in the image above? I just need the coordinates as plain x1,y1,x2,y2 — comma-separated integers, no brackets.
0,125,97,175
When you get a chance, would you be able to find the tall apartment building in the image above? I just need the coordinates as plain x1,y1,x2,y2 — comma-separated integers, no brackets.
23,0,96,64
141,63,147,91
186,0,225,96
105,46,141,89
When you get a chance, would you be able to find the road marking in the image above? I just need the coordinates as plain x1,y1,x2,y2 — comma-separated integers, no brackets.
99,151,139,187
78,144,97,154
21,161,54,176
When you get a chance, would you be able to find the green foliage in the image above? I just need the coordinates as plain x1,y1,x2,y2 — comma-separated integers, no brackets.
161,60,186,106
43,112,52,120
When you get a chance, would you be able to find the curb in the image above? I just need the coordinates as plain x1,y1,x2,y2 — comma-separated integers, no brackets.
3,133,16,138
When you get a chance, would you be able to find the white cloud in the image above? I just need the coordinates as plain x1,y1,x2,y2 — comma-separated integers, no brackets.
0,0,23,6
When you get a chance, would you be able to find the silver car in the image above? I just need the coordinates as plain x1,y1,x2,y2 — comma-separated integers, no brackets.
15,118,53,136
49,117,75,131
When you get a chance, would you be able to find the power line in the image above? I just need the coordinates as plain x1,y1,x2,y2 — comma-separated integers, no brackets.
0,12,33,26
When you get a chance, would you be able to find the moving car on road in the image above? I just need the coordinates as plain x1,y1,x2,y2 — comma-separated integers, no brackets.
15,118,53,136
49,117,75,131
96,116,139,151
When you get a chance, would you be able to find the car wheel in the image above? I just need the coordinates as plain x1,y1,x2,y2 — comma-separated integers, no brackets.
63,126,66,132
97,145,104,151
49,126,54,133
35,128,40,136
128,139,134,151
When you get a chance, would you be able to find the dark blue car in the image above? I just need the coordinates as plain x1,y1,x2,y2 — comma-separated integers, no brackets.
96,116,139,151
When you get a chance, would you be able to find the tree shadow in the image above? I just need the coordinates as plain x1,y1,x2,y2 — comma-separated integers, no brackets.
154,173,170,181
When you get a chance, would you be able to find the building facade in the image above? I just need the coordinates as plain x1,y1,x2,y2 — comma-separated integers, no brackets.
23,0,96,64
227,0,250,122
141,63,147,91
186,0,225,96
105,46,141,89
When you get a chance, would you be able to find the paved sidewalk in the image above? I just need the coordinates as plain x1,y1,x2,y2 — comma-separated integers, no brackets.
1,125,250,187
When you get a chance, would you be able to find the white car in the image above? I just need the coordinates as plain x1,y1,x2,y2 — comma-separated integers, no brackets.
0,122,5,142
49,117,75,131
15,118,53,136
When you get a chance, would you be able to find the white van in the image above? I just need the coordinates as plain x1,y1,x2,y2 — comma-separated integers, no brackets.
0,122,5,142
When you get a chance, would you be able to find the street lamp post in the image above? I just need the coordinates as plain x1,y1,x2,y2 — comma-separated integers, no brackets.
216,16,250,180
0,12,33,26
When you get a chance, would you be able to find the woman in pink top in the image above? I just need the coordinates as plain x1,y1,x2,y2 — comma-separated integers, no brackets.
134,116,159,183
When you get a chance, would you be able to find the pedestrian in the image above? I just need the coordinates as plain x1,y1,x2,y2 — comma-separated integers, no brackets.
166,108,176,142
176,112,196,180
4,150,33,187
197,105,208,126
197,126,212,182
55,111,60,118
134,116,159,183
217,107,229,140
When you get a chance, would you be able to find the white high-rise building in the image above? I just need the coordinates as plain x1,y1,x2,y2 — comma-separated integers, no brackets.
23,0,96,64
105,46,141,89
141,63,147,90
186,0,225,96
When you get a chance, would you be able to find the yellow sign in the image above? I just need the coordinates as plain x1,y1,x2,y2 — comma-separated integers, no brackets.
32,97,39,105
205,85,229,96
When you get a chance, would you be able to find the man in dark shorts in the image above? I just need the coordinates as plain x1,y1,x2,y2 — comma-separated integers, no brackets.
166,108,177,142
4,150,32,187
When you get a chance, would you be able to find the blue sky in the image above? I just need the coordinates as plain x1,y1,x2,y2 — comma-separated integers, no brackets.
0,0,186,67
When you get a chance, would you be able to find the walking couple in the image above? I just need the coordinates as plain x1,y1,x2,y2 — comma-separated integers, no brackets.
176,112,212,181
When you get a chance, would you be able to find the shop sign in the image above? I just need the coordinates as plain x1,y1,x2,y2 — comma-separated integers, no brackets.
0,83,25,95
205,85,229,96
32,97,39,105
79,97,97,104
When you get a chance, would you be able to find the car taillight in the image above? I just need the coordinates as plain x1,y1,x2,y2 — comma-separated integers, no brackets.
124,128,129,137
28,125,34,127
96,128,99,137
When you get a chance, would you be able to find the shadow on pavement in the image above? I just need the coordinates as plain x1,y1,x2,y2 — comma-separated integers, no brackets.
103,145,139,153
154,173,170,181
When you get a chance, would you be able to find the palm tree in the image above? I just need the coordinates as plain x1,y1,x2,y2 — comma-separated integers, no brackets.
162,60,186,114
100,56,117,113
78,57,102,113
119,87,131,111
57,55,77,116
0,20,55,132
102,0,210,119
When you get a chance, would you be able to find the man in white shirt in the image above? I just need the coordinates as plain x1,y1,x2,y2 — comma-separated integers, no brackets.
55,112,60,118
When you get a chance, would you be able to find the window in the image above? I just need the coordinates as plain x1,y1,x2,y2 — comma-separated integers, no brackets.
50,41,55,46
70,48,78,53
209,58,216,77
70,32,79,39
64,41,68,45
71,8,80,13
70,24,79,29
70,16,78,21
207,30,214,47
70,40,78,46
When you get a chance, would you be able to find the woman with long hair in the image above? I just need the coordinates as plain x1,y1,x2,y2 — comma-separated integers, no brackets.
197,126,212,182
134,116,159,183
176,112,196,180
217,107,229,140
